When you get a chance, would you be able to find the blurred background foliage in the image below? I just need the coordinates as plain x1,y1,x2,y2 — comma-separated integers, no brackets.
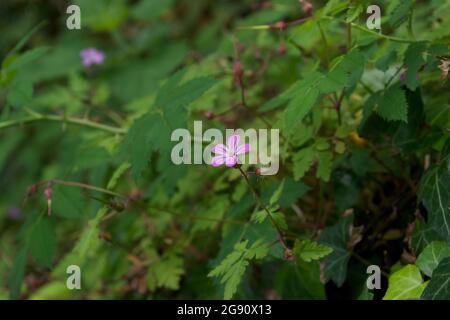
0,0,449,300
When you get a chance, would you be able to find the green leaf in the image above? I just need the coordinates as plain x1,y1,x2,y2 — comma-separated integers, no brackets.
283,86,319,133
52,207,107,278
208,240,268,299
294,239,333,262
412,220,444,254
404,43,427,90
377,86,408,122
421,257,450,300
52,186,84,219
416,241,450,277
123,75,216,178
320,215,353,287
156,75,218,109
319,49,365,93
383,264,428,300
8,246,28,299
389,0,413,28
269,179,285,206
316,151,333,182
29,217,56,267
419,165,450,242
147,254,184,290
4,47,49,71
346,2,363,23
7,80,33,108
293,146,315,181
131,0,175,20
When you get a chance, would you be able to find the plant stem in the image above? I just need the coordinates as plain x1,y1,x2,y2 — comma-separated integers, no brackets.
236,166,290,253
38,179,125,198
0,113,126,134
349,22,419,43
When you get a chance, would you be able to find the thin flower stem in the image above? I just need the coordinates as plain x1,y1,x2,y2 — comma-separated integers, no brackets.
237,17,311,31
236,166,291,252
37,179,125,198
0,113,126,134
30,179,246,225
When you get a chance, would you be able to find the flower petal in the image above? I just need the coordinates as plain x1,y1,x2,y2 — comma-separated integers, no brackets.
236,144,250,155
227,134,240,153
211,144,228,155
225,156,238,167
211,156,226,167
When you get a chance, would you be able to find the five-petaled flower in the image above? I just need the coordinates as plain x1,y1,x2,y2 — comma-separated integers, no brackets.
211,134,250,167
80,48,105,67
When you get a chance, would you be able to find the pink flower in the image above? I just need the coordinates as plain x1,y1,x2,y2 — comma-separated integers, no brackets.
211,134,250,167
80,48,105,67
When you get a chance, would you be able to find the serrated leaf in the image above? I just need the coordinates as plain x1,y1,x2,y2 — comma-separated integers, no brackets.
416,241,450,277
404,43,427,90
319,49,365,93
346,2,363,23
123,74,215,178
147,254,184,290
421,257,450,300
283,86,319,133
320,215,353,287
389,0,413,28
294,239,333,262
208,240,268,299
293,146,315,181
377,86,408,122
383,264,428,300
316,151,333,182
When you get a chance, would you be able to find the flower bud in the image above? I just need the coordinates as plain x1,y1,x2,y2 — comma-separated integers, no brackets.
274,21,286,30
299,0,313,15
233,60,244,78
27,184,38,197
44,187,53,216
205,111,215,119
278,44,287,55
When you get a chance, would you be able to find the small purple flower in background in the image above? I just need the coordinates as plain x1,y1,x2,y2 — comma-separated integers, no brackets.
80,48,105,67
211,134,250,167
7,206,22,220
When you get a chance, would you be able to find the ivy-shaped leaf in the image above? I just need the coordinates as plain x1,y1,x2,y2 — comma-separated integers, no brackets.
416,241,450,277
320,215,353,287
421,257,450,300
418,164,450,242
383,264,428,300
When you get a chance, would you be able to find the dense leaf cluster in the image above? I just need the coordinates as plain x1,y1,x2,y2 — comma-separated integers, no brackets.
0,0,449,300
